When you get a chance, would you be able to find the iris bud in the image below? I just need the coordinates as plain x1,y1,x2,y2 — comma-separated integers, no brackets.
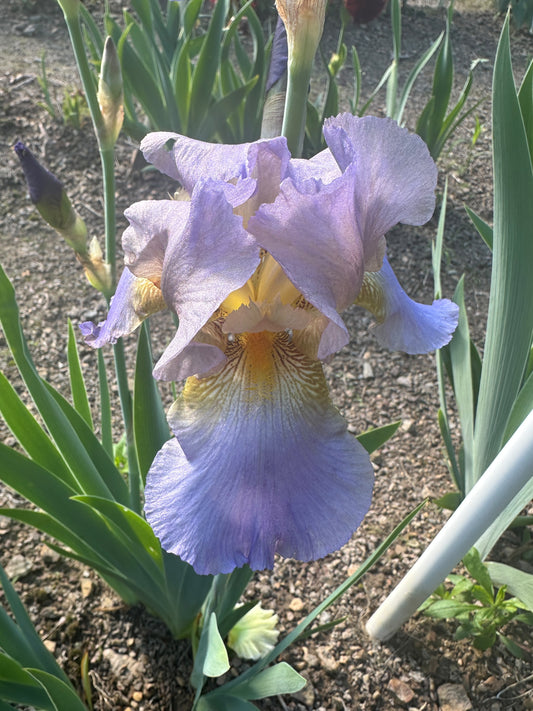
97,37,124,148
14,141,88,254
275,0,327,69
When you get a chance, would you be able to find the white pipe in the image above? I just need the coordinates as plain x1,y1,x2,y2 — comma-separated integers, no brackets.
366,409,533,641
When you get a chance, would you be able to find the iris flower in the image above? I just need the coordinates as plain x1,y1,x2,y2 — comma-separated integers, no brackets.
81,114,458,575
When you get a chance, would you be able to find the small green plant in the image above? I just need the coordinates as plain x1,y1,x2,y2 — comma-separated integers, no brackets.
420,548,533,657
36,52,58,120
62,88,89,129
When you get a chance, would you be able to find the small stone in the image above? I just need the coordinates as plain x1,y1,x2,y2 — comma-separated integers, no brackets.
293,678,315,707
40,544,61,564
362,361,374,379
437,683,473,711
5,554,33,579
400,418,416,434
388,677,415,704
289,597,304,612
132,691,143,702
80,578,93,598
43,640,56,653
397,375,412,387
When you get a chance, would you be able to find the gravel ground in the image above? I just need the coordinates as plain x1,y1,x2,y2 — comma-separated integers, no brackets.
0,0,532,709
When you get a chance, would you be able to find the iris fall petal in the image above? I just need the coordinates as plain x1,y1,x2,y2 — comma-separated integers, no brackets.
357,257,459,353
144,331,374,575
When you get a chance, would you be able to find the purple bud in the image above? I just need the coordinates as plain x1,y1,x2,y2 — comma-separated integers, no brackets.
14,141,88,251
14,141,64,208
265,17,288,94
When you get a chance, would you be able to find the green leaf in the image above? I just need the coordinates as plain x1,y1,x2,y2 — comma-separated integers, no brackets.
446,277,476,492
189,0,229,129
433,491,462,511
72,495,164,574
423,599,478,619
43,383,130,504
0,265,119,500
0,372,72,484
356,421,401,454
0,654,51,708
232,663,306,700
518,58,533,166
501,367,533,444
197,696,257,711
0,564,70,683
498,633,524,658
472,17,533,488
465,205,493,250
486,562,533,612
463,548,493,596
97,349,113,457
67,319,93,428
28,669,88,711
202,613,230,679
133,323,169,482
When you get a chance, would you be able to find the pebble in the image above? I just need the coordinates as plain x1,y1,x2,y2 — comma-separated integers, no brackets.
362,361,374,379
388,677,415,704
40,544,61,564
80,578,93,598
293,677,315,707
5,554,33,579
437,683,473,711
289,597,304,612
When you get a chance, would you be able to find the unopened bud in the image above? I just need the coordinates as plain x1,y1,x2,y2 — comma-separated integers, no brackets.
97,37,124,148
80,237,113,297
275,0,327,69
14,141,88,254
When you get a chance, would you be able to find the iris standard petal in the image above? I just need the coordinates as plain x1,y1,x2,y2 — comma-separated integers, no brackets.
123,199,191,283
80,267,165,347
356,257,459,354
248,165,364,359
323,114,437,265
144,331,374,575
152,179,260,379
141,132,290,198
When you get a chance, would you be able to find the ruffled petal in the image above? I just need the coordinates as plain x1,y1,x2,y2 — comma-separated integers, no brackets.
153,179,260,378
248,165,364,359
323,114,437,265
356,257,459,353
144,331,374,575
141,132,289,198
288,148,341,185
123,199,191,283
80,268,165,347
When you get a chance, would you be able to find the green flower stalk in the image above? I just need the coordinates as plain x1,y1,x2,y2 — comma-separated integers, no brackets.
97,37,124,150
275,0,327,156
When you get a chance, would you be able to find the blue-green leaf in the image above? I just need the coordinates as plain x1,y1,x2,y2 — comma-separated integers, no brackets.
232,662,306,700
67,319,93,428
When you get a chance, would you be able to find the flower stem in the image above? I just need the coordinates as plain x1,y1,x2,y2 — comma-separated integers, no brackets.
282,61,311,158
100,146,117,286
365,409,533,641
114,340,141,514
60,2,138,503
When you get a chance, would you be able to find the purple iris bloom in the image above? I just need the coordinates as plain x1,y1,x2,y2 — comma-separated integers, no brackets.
81,114,458,575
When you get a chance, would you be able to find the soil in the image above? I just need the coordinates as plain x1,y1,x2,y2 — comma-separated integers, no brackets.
0,0,532,710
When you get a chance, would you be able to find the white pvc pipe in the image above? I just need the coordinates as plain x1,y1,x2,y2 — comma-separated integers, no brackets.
366,409,533,641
